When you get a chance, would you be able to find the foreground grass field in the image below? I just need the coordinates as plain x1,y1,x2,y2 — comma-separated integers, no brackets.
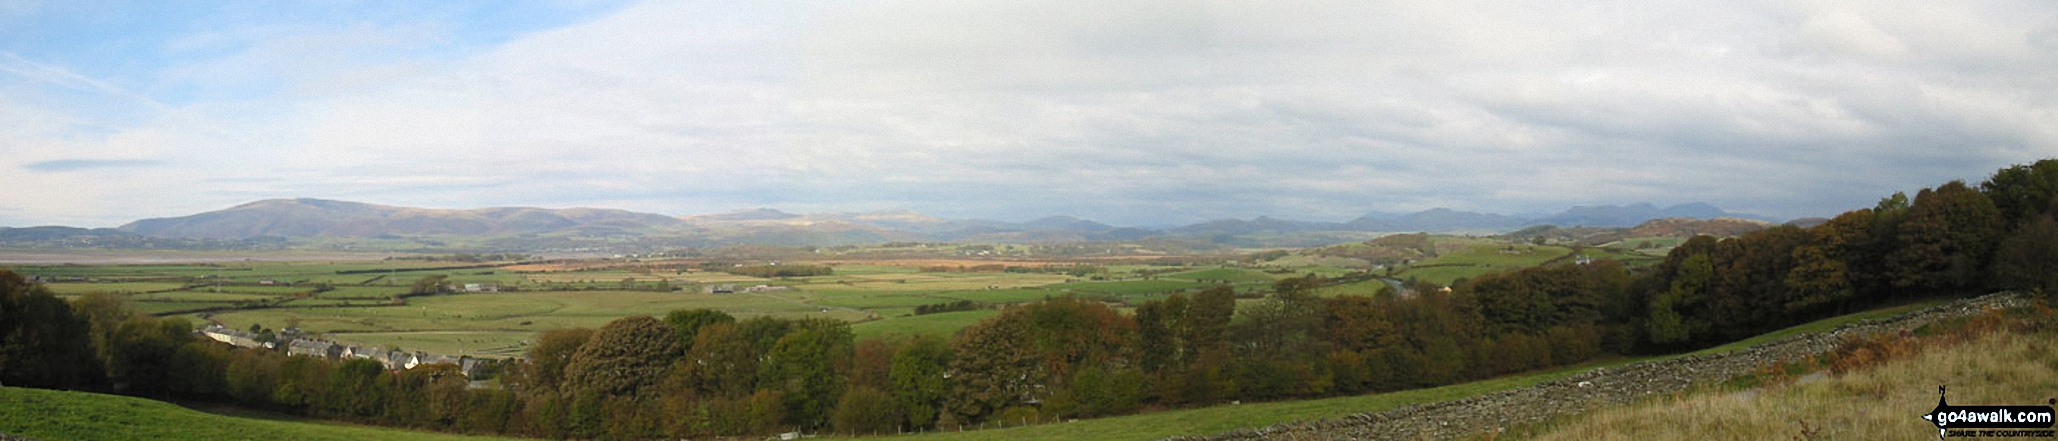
1521,327,2058,440
0,387,512,441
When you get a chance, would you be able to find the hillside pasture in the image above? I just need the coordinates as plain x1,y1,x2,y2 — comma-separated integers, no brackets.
1262,253,1373,270
1314,279,1396,297
1604,236,1686,255
1394,244,1574,286
0,386,511,441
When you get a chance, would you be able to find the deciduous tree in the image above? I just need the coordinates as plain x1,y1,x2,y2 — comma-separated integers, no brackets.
563,316,678,397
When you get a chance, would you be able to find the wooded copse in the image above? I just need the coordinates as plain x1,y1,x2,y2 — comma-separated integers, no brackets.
5,159,2058,439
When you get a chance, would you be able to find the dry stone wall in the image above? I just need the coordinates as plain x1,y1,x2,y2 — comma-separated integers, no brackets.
1164,292,2029,441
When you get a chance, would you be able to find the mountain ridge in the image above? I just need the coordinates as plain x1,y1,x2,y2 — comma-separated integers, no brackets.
101,198,1781,245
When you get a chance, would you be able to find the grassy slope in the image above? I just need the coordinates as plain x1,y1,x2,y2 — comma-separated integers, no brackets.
0,387,512,441
864,298,1963,441
1518,326,2058,440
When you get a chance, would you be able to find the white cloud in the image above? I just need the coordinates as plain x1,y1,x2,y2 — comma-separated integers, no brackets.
2,0,2056,227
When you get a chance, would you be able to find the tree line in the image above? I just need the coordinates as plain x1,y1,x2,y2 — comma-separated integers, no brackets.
5,160,2058,439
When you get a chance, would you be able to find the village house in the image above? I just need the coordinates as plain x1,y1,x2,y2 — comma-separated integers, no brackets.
383,350,421,370
286,339,342,359
342,345,378,361
418,353,461,368
458,357,487,378
200,325,271,350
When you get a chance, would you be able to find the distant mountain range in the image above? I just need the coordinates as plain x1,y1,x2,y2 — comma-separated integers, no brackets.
0,198,1783,250
1158,203,1775,236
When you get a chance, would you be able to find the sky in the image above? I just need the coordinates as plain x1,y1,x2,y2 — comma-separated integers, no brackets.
2,1,2055,228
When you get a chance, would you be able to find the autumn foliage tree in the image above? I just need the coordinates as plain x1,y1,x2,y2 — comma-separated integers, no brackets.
563,315,678,397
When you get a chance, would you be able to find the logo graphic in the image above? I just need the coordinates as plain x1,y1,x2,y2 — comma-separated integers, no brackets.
1920,386,2056,439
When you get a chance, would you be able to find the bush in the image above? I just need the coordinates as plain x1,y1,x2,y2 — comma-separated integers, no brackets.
993,405,1042,427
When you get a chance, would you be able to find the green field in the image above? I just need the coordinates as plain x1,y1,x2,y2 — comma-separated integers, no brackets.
1159,267,1279,283
1314,278,1396,297
39,281,188,295
1605,236,1686,255
1047,279,1213,296
133,290,285,302
0,386,511,441
798,289,961,309
316,286,410,299
935,288,1062,303
1392,244,1574,286
133,301,235,314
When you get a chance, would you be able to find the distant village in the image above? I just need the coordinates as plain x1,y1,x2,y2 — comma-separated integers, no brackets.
199,324,492,379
